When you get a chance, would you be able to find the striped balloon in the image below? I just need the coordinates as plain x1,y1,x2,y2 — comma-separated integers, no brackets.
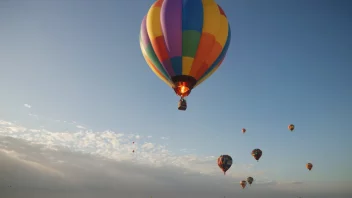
140,0,231,97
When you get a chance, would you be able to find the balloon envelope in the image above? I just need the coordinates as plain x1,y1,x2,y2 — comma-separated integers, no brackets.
288,124,295,131
240,180,247,189
140,0,231,97
251,149,262,161
247,177,254,185
217,155,233,174
306,163,313,171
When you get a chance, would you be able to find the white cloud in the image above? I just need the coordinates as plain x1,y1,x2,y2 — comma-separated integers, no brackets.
0,120,12,126
141,142,154,150
24,104,31,108
147,135,152,138
0,120,351,197
0,119,250,178
160,137,169,140
180,148,196,153
76,125,85,129
0,137,268,197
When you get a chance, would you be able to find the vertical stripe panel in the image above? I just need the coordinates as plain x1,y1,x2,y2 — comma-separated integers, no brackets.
181,0,203,75
160,0,182,76
146,1,175,76
140,16,171,80
189,0,222,78
140,41,174,88
195,23,231,87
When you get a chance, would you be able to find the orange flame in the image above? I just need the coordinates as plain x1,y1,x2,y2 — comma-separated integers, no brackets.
178,85,189,94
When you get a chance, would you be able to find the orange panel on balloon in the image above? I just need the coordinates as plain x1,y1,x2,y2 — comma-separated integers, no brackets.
151,36,170,62
153,0,164,7
189,33,216,77
194,63,209,80
205,42,222,66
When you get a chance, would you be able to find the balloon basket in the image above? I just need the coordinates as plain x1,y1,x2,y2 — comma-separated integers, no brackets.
178,98,187,111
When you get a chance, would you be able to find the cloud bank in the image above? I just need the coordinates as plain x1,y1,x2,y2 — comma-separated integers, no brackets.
0,118,351,198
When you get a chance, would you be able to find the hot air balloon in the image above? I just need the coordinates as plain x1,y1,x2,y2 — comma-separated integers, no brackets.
242,128,246,134
240,180,247,189
288,124,295,131
251,149,262,161
140,0,231,111
247,177,254,186
217,155,232,175
306,163,313,171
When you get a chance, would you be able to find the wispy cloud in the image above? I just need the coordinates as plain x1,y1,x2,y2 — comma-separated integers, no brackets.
160,137,169,140
0,120,351,197
24,104,31,108
26,109,89,130
76,125,86,129
0,119,251,178
180,148,196,153
0,136,306,198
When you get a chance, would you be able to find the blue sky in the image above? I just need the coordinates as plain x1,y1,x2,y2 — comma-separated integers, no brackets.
0,0,351,197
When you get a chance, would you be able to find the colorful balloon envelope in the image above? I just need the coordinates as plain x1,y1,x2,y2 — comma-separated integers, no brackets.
251,149,262,161
240,180,247,189
140,0,231,105
288,124,295,131
242,128,246,134
247,177,254,185
217,155,233,175
306,163,313,171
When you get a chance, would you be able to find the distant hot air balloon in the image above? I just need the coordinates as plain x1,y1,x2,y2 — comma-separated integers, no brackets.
247,177,254,186
133,141,135,144
140,0,231,111
242,128,246,134
240,180,247,189
217,155,232,175
132,150,135,153
251,149,262,161
306,163,313,171
288,124,295,132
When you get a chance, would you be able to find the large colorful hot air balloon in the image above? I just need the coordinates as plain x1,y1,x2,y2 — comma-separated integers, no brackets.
240,180,247,189
247,177,254,186
140,0,231,111
242,128,246,134
306,163,313,171
288,124,295,131
251,148,262,161
217,155,232,175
